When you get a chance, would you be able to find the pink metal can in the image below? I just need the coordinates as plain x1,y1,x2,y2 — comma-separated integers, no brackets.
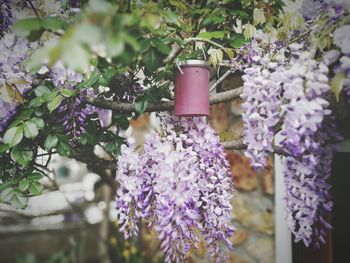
174,60,210,116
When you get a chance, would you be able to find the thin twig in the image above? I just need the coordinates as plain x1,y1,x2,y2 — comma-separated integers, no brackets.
184,37,229,55
36,151,57,157
26,0,40,18
209,69,235,93
97,143,117,162
222,140,288,156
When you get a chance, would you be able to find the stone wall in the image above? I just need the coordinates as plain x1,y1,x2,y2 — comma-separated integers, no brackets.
210,100,275,263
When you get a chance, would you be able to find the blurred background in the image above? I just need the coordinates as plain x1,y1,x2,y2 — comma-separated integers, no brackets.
0,75,275,263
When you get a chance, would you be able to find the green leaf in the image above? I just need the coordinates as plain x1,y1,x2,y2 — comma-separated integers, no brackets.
29,97,44,107
83,70,100,88
44,135,59,150
142,48,161,75
331,72,346,102
135,96,149,115
31,117,45,129
74,23,101,44
57,141,71,156
0,181,13,192
197,31,213,39
11,194,28,209
22,121,39,139
28,172,43,181
0,144,10,154
0,188,15,202
105,142,117,153
12,18,41,37
122,32,140,51
106,35,125,57
3,126,23,147
162,10,178,24
29,181,43,196
169,0,190,11
16,109,33,121
140,39,151,53
18,179,30,192
10,146,33,167
197,31,226,40
61,42,90,72
113,114,129,130
211,31,225,38
25,45,51,72
44,90,59,102
231,10,249,18
34,85,51,97
230,34,248,48
8,120,23,129
47,94,63,113
41,17,66,31
60,88,76,97
152,39,171,55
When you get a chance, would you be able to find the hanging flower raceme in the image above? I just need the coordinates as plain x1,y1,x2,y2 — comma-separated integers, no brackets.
116,115,234,263
280,51,334,247
56,89,96,141
48,62,96,141
241,65,282,170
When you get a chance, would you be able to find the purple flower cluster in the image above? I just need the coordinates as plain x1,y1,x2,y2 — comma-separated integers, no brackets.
116,115,234,262
0,0,13,37
300,0,350,20
56,89,96,141
231,34,285,71
47,62,97,141
231,40,265,71
283,115,339,248
241,66,282,170
0,100,17,134
239,33,287,170
0,33,32,133
280,52,334,247
326,25,350,103
50,61,83,87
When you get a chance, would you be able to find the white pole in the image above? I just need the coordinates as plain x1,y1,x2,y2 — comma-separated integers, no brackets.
275,135,292,263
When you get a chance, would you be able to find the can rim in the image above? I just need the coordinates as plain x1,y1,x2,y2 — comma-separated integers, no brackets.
175,59,210,69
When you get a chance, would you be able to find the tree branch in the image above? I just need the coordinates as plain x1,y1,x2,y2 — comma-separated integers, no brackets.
163,37,229,64
209,69,235,92
86,87,243,113
26,0,40,18
222,140,288,156
185,37,229,55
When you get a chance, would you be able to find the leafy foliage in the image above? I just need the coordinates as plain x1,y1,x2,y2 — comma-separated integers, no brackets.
1,0,350,260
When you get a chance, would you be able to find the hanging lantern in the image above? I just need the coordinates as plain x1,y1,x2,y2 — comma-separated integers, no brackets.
174,60,210,116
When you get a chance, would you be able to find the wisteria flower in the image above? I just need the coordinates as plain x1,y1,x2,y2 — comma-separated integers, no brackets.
280,51,335,247
333,25,350,55
116,115,235,262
